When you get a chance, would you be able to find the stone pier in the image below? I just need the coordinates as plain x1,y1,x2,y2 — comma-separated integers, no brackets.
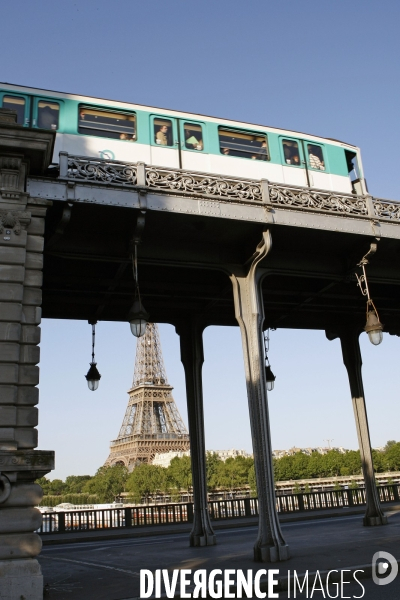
0,109,54,599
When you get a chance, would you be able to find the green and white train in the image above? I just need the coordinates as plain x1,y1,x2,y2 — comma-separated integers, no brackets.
1,82,366,195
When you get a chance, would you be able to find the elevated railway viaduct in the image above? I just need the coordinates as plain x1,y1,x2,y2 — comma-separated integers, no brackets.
1,110,400,597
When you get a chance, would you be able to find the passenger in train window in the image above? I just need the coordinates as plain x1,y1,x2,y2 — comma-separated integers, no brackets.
119,132,135,141
283,144,292,164
222,147,230,155
308,144,325,170
37,102,59,130
258,141,268,161
184,124,203,151
156,124,169,145
283,140,300,165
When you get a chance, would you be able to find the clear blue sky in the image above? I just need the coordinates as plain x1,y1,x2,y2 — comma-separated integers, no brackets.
2,1,399,479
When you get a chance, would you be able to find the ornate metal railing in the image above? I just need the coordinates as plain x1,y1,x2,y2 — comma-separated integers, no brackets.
268,183,368,216
58,153,400,223
145,166,262,202
38,484,399,534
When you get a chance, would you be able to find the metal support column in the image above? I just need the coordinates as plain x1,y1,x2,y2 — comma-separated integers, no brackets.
177,320,216,547
230,230,289,562
339,329,387,526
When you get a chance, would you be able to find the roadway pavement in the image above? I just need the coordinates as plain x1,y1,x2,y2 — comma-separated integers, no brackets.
39,506,400,599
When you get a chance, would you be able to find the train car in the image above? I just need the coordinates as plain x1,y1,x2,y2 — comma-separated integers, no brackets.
0,82,366,195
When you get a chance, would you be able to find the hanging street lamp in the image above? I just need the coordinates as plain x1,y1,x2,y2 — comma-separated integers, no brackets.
263,328,276,391
129,244,149,337
128,297,149,338
355,243,383,346
364,302,383,346
85,321,101,391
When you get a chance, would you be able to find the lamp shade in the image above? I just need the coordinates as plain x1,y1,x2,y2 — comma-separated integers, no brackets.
265,364,276,391
128,298,149,337
364,309,383,346
85,362,101,391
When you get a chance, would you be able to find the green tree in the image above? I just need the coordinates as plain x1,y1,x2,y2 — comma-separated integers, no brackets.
206,452,223,490
46,479,66,495
217,456,252,491
340,450,362,476
292,482,302,494
383,442,400,471
36,477,51,495
167,456,192,492
64,475,92,494
384,440,397,451
83,464,128,503
248,464,257,495
126,464,167,503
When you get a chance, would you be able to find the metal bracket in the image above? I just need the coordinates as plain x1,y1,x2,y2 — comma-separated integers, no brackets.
355,243,378,300
132,209,146,247
46,203,73,249
66,181,75,202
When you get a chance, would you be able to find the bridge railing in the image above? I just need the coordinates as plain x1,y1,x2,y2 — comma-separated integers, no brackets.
57,153,400,223
37,484,400,534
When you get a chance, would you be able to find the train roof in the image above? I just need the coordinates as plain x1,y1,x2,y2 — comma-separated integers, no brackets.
0,82,359,150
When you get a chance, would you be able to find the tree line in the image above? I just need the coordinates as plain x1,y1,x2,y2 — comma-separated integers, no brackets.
37,441,400,505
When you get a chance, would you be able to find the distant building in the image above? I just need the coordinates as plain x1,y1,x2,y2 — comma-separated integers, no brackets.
208,449,252,461
153,451,190,468
272,446,348,458
152,448,252,468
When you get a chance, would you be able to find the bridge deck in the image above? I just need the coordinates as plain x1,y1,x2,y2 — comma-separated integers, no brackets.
26,154,400,333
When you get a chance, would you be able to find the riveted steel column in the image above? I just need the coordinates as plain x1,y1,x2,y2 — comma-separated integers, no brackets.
339,330,387,526
230,231,289,562
177,320,216,547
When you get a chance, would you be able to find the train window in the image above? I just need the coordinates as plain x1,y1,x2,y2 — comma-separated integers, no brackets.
78,106,136,140
307,144,325,171
2,96,25,125
37,101,59,130
218,128,269,160
183,123,203,151
153,118,173,147
282,140,301,166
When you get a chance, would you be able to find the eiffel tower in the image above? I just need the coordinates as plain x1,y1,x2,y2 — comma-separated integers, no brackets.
105,323,190,470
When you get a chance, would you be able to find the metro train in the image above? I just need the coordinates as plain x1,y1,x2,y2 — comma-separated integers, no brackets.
1,82,366,195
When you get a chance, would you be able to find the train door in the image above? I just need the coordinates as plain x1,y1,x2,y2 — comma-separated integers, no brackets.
280,137,308,186
1,92,31,126
179,120,209,171
345,150,365,195
303,141,329,189
150,115,180,168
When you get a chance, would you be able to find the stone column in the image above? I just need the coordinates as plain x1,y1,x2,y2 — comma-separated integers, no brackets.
0,114,54,599
339,329,387,526
177,320,216,547
230,231,289,562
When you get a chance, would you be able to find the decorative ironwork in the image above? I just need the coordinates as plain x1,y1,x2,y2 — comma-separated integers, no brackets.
372,198,400,221
269,184,369,216
105,323,189,469
61,154,400,223
66,156,137,186
146,167,262,202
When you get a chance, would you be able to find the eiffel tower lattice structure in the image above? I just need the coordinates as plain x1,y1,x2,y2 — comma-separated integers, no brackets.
105,323,190,469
